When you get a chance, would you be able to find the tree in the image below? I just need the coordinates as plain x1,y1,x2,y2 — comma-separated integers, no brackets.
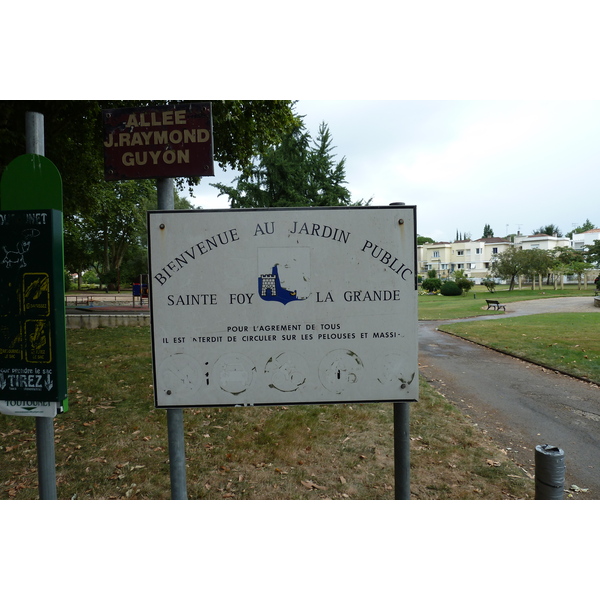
417,235,436,245
522,248,553,290
533,224,562,237
566,219,595,239
78,180,158,290
584,240,600,267
421,278,442,293
569,260,590,290
65,181,193,291
212,122,368,208
489,246,530,290
549,247,570,289
552,246,591,290
482,224,494,238
0,100,300,216
481,278,496,293
308,123,354,206
64,216,96,289
454,231,471,242
457,278,474,294
451,269,474,294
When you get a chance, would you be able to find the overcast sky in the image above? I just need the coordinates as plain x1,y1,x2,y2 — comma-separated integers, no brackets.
190,99,599,243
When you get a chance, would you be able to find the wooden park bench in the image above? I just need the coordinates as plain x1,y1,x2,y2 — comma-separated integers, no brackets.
486,299,506,312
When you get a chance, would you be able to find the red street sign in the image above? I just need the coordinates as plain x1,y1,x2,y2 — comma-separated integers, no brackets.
103,102,214,180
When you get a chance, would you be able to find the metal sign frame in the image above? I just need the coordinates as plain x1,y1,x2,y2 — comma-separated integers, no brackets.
148,205,418,409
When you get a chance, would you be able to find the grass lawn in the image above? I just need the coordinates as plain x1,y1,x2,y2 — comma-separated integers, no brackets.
439,312,600,384
0,327,533,500
5,286,594,500
418,285,597,320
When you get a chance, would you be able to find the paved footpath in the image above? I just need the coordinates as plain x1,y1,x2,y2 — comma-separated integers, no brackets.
419,296,600,499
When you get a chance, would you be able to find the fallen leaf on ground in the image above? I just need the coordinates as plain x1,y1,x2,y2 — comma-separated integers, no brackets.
301,480,327,491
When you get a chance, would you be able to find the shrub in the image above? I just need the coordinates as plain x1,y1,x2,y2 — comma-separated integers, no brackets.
440,281,462,296
482,278,496,293
421,278,442,293
456,277,474,293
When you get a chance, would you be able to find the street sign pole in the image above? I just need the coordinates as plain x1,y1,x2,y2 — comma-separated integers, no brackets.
102,103,215,501
394,402,410,499
28,112,57,499
389,204,411,500
157,177,188,500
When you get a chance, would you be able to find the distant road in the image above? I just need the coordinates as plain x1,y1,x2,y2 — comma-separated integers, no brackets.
419,296,600,499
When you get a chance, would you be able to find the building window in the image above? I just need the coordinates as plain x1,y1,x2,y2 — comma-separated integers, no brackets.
433,251,440,258
476,248,482,254
457,250,464,256
492,247,498,254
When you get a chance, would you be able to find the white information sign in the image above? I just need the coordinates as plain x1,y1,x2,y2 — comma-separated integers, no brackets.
0,400,58,417
148,206,418,408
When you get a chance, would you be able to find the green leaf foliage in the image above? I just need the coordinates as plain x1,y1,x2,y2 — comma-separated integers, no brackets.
1,100,299,287
212,122,368,208
481,278,496,293
418,235,436,245
421,278,442,293
440,281,462,296
585,240,600,267
532,223,562,237
0,100,299,214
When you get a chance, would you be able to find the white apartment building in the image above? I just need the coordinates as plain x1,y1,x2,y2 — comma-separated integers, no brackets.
513,233,570,251
418,230,599,286
418,237,512,283
571,228,600,251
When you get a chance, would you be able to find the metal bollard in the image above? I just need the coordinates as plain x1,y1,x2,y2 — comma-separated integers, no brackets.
535,444,565,500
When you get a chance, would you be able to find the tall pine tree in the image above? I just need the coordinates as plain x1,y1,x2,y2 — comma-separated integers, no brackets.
212,122,367,208
482,223,494,238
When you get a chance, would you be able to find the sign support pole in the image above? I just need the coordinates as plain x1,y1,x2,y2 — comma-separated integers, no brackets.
157,177,188,500
36,417,57,499
387,203,412,500
394,402,410,499
26,112,58,499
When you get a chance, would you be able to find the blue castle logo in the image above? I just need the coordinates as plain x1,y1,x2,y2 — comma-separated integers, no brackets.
258,265,305,305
